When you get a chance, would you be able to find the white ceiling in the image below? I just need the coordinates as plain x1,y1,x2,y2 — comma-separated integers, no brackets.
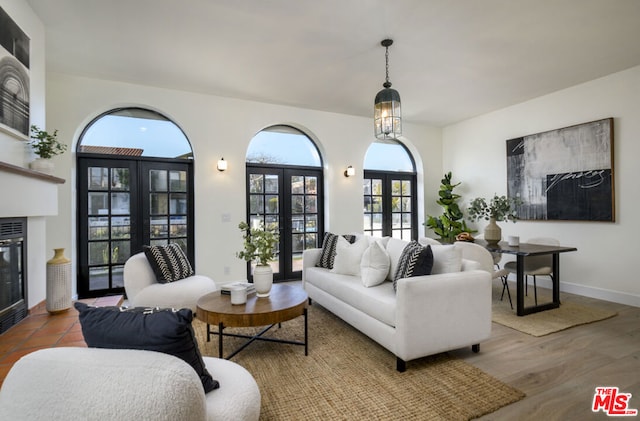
25,0,640,127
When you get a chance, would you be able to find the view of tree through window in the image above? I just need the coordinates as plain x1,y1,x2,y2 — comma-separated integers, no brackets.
247,125,321,166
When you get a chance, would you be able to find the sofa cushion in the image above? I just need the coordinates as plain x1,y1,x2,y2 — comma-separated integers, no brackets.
360,241,391,287
74,302,218,393
332,236,369,276
430,245,462,274
143,243,194,283
316,233,356,269
393,242,433,290
385,237,410,281
304,267,396,327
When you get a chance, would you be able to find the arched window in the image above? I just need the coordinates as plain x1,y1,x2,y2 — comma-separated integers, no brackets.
245,125,323,281
363,141,417,239
76,107,194,298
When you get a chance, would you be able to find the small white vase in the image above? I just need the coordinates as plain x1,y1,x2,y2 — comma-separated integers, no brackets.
253,264,273,297
484,218,502,244
29,158,54,175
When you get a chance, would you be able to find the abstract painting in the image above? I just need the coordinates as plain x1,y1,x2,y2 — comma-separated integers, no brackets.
0,6,30,138
506,118,614,221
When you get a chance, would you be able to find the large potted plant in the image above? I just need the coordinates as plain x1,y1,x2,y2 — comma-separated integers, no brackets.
467,194,521,244
424,172,474,243
28,125,67,174
236,220,279,297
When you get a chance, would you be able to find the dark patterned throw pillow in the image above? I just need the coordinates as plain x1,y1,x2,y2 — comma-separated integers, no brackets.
393,242,434,291
143,243,194,283
74,302,218,393
316,232,356,269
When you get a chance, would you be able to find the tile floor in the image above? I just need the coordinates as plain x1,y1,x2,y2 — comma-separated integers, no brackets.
0,296,123,387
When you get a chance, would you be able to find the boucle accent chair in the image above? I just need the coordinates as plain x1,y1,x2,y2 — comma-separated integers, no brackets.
124,251,217,312
0,347,261,421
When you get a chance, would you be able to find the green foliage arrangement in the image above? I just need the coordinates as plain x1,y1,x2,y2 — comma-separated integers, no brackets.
424,172,474,243
467,194,521,222
29,125,67,159
236,220,279,266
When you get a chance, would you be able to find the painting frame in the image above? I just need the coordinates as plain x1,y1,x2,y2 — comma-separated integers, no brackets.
506,118,615,222
0,6,31,140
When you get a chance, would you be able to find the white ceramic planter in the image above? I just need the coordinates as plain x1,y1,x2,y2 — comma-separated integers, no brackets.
252,264,273,297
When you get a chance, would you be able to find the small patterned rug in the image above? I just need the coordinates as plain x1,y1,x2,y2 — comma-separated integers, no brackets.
491,282,617,336
194,303,524,420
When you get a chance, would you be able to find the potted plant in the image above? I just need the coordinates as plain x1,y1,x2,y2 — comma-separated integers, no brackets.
467,194,521,244
28,125,67,174
424,172,475,243
236,220,279,297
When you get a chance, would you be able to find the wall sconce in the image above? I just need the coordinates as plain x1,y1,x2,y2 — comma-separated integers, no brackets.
344,165,355,177
217,157,227,172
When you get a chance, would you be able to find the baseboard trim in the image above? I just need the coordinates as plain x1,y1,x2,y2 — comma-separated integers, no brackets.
505,275,640,308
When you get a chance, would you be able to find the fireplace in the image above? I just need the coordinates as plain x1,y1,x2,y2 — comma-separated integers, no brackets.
0,218,27,334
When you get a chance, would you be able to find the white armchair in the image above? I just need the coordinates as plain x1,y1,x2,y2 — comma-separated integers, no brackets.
0,347,260,421
123,252,217,312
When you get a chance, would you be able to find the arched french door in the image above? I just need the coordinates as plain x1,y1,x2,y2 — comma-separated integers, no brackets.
245,125,324,281
363,141,418,240
76,108,194,298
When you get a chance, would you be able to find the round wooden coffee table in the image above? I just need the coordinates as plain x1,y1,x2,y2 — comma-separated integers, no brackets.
196,284,308,359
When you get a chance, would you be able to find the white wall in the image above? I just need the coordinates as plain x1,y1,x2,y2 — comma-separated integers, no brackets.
44,73,441,299
443,65,640,306
0,0,50,308
0,0,45,165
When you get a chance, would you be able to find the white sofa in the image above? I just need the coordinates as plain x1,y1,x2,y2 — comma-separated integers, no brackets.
302,237,492,371
0,347,261,421
124,252,217,312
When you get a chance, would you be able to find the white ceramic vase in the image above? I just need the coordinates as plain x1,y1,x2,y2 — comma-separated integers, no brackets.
253,264,273,297
484,218,502,244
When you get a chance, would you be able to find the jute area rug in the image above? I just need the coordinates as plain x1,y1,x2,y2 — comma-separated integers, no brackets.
194,304,525,420
492,282,617,337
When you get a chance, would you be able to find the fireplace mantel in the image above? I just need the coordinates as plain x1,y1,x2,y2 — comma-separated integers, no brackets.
0,161,64,217
0,161,65,185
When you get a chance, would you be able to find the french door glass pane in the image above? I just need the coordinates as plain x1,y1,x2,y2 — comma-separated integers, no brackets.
88,217,108,240
89,168,108,190
111,168,129,190
265,195,279,213
249,174,263,193
170,193,187,213
89,193,108,214
265,175,278,193
111,217,130,239
150,217,168,238
89,266,108,289
150,170,167,191
291,196,304,213
150,193,168,214
291,176,304,194
169,171,187,191
111,193,130,214
250,195,264,214
305,196,317,213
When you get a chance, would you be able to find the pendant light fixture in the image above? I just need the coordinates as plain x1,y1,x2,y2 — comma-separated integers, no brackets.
374,39,402,141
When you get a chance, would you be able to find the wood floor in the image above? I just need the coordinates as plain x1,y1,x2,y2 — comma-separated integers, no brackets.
449,289,640,420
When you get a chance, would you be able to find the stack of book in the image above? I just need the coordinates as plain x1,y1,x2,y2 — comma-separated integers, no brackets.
220,282,256,296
